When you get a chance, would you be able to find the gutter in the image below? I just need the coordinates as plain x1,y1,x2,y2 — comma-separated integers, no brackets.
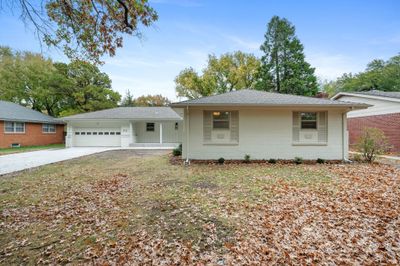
60,118,183,122
170,103,371,109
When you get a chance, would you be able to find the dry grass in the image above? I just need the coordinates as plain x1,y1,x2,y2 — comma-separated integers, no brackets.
0,150,399,264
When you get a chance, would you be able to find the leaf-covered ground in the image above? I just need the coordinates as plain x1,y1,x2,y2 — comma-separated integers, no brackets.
1,150,399,265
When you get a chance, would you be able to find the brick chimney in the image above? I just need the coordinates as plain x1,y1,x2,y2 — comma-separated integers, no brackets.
315,92,329,99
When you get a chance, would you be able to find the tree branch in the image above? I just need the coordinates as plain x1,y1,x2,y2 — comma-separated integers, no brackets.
116,0,133,29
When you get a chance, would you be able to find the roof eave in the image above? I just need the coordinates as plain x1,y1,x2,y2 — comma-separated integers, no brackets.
0,118,65,124
61,117,183,121
332,92,400,103
170,103,371,108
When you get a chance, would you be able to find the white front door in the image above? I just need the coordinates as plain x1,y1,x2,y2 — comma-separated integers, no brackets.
73,128,121,147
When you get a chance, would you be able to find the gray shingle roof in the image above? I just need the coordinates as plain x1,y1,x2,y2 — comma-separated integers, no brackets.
351,90,400,99
0,100,64,124
171,89,370,108
61,107,182,120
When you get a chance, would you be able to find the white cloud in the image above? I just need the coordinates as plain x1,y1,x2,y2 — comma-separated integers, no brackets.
110,74,178,100
306,52,367,81
225,35,261,52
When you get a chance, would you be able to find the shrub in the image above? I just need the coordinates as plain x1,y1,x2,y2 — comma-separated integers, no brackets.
294,157,303,164
316,158,325,164
352,153,363,162
172,148,181,156
244,154,250,163
268,158,277,164
356,127,391,163
217,157,225,164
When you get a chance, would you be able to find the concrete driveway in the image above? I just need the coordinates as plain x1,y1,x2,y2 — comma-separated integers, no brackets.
0,147,115,175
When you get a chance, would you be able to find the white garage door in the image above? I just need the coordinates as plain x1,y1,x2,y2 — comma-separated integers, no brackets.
73,128,121,147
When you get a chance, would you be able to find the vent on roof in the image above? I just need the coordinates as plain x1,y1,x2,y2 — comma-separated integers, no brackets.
11,143,21,148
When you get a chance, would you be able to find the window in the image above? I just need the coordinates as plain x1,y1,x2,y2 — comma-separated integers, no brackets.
4,121,25,133
93,132,98,135
75,132,80,135
110,132,115,135
87,132,92,135
300,112,317,129
42,124,56,133
212,111,230,129
99,132,104,135
81,132,86,135
116,132,121,135
146,123,155,132
175,122,179,130
105,132,109,135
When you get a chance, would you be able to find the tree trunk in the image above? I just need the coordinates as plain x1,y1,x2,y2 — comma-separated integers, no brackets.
275,51,280,92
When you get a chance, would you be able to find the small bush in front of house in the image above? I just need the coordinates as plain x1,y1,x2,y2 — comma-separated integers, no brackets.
172,148,181,156
172,143,183,156
217,157,225,164
244,154,250,163
317,158,325,164
356,127,391,163
268,158,277,164
294,157,303,164
352,153,363,162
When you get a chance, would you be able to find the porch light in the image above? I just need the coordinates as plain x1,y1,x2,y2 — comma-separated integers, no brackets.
213,112,220,116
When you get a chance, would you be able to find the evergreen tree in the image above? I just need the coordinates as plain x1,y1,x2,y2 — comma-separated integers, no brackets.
258,16,318,96
121,90,136,107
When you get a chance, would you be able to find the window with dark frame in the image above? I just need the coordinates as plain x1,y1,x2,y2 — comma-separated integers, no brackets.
212,111,230,129
300,112,317,129
146,123,155,132
175,122,178,130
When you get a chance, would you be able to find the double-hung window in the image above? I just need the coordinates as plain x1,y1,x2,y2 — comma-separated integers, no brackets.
42,124,56,133
212,111,230,129
300,112,317,129
4,121,25,133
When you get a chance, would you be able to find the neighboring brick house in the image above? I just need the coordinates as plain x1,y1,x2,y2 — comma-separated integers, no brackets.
0,100,65,148
332,90,400,152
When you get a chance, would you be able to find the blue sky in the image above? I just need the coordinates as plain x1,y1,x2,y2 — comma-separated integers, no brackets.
0,0,399,100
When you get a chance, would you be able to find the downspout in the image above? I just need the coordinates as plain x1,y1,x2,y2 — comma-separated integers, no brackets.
185,105,190,165
342,110,351,162
342,112,345,161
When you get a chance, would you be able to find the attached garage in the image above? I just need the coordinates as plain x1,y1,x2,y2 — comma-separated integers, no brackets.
73,128,121,147
63,107,183,148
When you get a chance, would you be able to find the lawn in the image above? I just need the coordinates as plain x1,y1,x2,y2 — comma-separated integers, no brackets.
0,150,399,264
0,144,65,156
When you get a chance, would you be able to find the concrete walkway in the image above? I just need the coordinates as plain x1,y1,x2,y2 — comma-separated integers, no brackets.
0,147,114,175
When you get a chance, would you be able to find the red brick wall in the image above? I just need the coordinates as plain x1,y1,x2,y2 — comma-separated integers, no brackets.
0,121,65,148
348,113,400,152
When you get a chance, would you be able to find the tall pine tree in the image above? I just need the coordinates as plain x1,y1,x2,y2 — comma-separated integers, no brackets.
257,16,318,96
